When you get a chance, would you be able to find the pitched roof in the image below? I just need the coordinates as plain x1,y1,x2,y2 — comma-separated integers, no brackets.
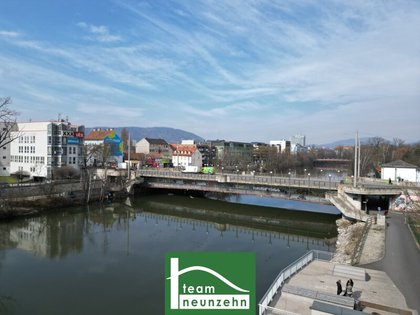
171,144,198,157
85,129,114,141
144,138,168,145
381,160,419,169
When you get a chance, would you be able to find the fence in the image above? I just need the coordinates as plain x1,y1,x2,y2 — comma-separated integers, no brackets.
258,250,333,315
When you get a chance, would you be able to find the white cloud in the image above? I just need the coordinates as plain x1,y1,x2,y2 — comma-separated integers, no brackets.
77,22,122,43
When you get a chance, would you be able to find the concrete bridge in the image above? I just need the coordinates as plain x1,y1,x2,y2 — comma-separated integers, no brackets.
106,169,418,221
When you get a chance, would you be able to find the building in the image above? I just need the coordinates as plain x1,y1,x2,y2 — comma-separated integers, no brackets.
171,144,202,169
290,134,306,147
381,160,420,183
9,121,84,180
209,140,254,161
135,138,171,156
0,122,17,176
85,128,123,166
269,140,291,153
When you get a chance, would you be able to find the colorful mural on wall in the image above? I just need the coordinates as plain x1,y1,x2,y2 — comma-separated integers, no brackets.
104,130,123,157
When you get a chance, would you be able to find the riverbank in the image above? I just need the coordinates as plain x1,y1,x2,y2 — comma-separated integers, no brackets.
331,215,385,265
0,181,127,220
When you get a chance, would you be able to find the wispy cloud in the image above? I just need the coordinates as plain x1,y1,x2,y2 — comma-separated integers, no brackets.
0,30,21,38
77,22,122,43
0,0,419,142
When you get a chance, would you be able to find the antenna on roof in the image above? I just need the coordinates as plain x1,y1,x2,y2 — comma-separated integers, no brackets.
58,113,61,122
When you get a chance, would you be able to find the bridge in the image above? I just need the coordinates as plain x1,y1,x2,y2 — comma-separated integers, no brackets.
103,169,418,222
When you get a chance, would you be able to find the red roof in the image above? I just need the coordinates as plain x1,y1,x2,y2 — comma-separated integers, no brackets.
170,144,197,157
85,130,114,141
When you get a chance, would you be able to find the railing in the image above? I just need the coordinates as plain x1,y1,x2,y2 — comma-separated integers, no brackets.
351,217,373,265
258,250,333,315
137,169,340,190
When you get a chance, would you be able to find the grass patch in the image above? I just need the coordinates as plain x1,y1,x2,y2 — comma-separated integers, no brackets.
0,176,18,184
407,214,420,245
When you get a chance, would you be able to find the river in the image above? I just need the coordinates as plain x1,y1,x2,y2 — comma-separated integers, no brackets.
0,194,339,315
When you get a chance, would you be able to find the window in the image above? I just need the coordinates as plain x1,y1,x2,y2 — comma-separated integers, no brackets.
19,146,23,153
73,157,76,164
2,156,5,159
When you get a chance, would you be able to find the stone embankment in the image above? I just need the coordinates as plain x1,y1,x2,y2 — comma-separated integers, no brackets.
0,180,125,219
331,218,365,264
332,216,386,265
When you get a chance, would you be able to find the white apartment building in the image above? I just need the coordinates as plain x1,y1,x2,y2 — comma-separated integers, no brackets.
171,144,202,168
10,121,84,180
269,140,291,153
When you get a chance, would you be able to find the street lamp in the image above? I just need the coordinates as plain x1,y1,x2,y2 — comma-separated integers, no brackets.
329,174,332,189
270,171,273,184
308,173,311,186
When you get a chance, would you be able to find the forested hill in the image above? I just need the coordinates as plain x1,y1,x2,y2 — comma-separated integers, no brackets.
86,127,204,144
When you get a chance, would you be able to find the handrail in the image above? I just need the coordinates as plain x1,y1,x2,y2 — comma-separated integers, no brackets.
258,250,333,315
351,217,372,265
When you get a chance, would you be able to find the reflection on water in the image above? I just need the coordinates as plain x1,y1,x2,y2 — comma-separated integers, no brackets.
0,194,337,315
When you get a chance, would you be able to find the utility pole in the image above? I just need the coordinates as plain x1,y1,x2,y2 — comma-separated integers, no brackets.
128,133,131,180
357,134,361,179
353,131,359,187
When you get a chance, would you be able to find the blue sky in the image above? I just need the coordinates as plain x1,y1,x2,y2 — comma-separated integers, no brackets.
1,0,419,144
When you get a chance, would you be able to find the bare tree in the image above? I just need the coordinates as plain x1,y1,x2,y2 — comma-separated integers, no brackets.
0,97,19,148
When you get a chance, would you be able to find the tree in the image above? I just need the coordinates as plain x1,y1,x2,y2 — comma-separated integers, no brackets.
121,128,128,153
0,97,19,148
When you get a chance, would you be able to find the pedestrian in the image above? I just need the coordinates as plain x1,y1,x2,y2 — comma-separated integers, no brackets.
344,279,353,297
336,280,343,295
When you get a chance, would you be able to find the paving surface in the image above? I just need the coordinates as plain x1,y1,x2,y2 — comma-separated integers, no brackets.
270,260,411,315
362,212,420,313
358,222,385,265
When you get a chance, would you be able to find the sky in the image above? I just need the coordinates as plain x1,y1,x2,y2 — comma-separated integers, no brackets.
0,0,419,144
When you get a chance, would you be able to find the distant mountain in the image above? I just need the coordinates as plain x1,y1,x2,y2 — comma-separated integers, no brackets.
86,126,204,144
317,137,373,148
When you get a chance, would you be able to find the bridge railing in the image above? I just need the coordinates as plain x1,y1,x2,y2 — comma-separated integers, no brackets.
137,169,340,190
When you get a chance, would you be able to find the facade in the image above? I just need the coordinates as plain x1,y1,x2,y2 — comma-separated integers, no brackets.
290,134,306,147
171,144,202,168
269,140,291,153
10,121,84,179
381,160,420,183
0,122,17,176
85,128,123,166
135,138,171,156
210,140,254,161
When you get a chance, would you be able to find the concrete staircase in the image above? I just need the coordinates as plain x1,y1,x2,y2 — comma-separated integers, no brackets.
326,192,369,222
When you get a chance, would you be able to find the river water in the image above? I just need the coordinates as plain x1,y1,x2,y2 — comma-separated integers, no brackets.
0,194,339,315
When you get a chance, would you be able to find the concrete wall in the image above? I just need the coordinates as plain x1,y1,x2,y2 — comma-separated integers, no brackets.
382,167,418,183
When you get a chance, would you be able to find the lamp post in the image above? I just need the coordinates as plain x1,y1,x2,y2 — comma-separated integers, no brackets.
288,171,291,198
270,171,273,185
329,174,332,189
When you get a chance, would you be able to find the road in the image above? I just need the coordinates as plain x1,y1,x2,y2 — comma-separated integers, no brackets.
363,212,420,313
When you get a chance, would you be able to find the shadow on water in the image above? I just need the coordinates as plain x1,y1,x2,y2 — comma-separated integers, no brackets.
131,194,339,239
0,193,338,315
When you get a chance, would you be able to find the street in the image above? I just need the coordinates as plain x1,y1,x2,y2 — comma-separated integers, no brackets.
363,212,420,313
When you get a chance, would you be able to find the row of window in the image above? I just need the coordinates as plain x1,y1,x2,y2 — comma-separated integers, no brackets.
19,136,36,144
47,146,78,155
11,155,45,164
18,146,36,154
